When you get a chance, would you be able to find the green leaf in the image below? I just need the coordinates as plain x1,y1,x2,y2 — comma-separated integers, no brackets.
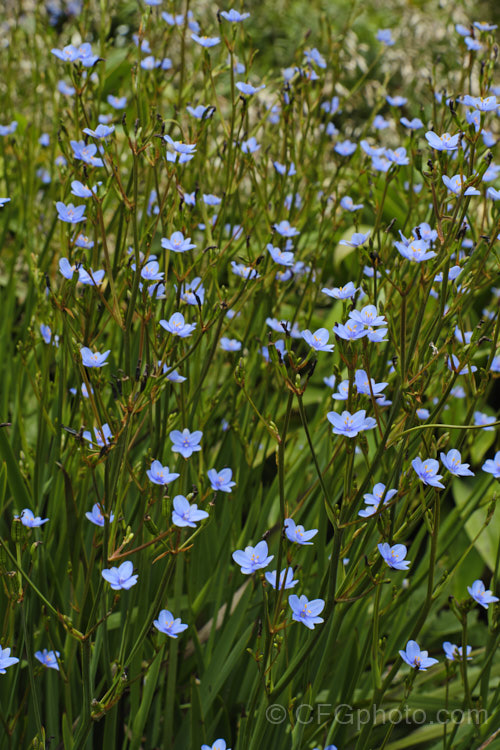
453,478,499,570
0,427,32,509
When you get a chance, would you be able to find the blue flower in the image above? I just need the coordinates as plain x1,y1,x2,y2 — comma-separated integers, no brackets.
147,460,180,485
107,95,127,109
83,124,115,139
334,140,357,156
0,197,11,208
75,233,95,250
265,567,298,589
322,282,359,300
141,261,164,282
442,174,480,196
71,43,98,66
414,222,437,243
261,340,287,362
399,641,438,670
232,541,273,574
467,580,499,609
154,610,188,638
386,95,407,107
359,483,397,517
186,104,213,119
158,364,187,383
56,201,86,224
82,423,113,448
162,10,199,31
202,193,222,206
349,305,386,328
273,161,296,176
78,267,105,285
101,561,138,590
371,154,392,172
284,518,318,545
376,28,394,45
267,243,295,266
53,257,85,279
80,347,110,368
395,239,436,262
327,410,377,438
191,34,220,48
339,231,370,247
386,145,409,164
273,219,300,237
340,196,364,211
207,467,236,492
161,231,196,253
474,411,495,430
486,187,500,201
17,509,49,527
201,741,230,750
473,21,497,31
482,451,500,478
162,135,196,163
85,503,115,526
378,543,410,570
70,383,93,399
0,121,17,136
275,269,293,282
220,338,242,352
51,43,96,64
490,356,500,373
231,261,260,279
0,647,19,674
435,266,461,285
35,649,60,671
140,55,161,71
425,131,461,151
172,495,209,528
304,47,326,68
235,82,265,96
179,277,205,306
440,449,474,477
301,328,334,352
170,428,202,459
373,115,390,130
241,136,260,154
220,9,250,21
411,457,444,488
462,94,498,111
70,140,104,167
465,108,481,132
447,354,477,374
400,117,423,129
160,313,197,338
443,642,472,661
355,370,388,396
40,324,52,345
465,36,482,51
289,594,325,629
333,321,367,340
321,96,340,114
332,380,349,400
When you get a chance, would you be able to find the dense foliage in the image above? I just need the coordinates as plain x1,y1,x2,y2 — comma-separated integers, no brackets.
0,1,499,749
